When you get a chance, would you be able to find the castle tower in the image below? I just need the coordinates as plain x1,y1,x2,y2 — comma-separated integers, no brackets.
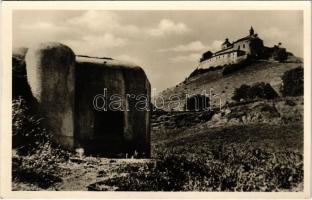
249,26,254,36
222,38,231,49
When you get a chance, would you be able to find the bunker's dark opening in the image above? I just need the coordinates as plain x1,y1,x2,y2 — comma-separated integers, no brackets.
94,110,124,136
77,110,128,157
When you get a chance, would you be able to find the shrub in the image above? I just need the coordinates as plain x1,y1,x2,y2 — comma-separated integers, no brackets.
232,84,251,102
12,96,70,188
280,67,303,97
273,48,288,62
184,94,210,111
222,58,252,75
200,51,213,62
232,82,278,102
12,143,66,189
12,96,50,154
89,147,303,191
250,82,279,100
188,68,210,78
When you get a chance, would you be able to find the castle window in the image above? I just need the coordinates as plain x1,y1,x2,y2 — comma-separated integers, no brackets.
243,44,245,48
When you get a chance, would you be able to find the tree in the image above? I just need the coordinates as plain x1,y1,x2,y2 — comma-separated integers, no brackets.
280,67,303,96
232,82,278,102
200,51,213,62
273,47,288,62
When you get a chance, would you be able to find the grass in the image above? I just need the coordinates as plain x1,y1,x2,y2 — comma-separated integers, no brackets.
92,146,303,191
159,61,302,110
88,123,303,191
152,123,303,157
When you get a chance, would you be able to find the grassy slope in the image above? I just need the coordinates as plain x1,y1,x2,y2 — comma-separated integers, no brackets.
152,123,303,158
159,61,302,110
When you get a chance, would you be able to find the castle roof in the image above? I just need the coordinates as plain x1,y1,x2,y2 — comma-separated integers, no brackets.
214,46,233,54
213,34,262,55
235,35,262,44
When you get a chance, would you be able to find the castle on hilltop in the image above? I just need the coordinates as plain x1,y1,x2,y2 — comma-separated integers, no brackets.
198,26,286,69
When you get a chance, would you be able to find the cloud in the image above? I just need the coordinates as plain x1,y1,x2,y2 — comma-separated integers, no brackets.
66,10,140,35
16,11,193,53
260,27,290,39
158,40,223,53
67,12,191,38
63,33,127,57
17,21,75,47
171,53,201,63
208,40,223,52
158,41,206,52
259,27,291,46
148,19,191,37
21,22,59,31
18,11,140,45
114,54,143,66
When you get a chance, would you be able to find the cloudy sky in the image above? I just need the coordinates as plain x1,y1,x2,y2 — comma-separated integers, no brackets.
13,10,303,91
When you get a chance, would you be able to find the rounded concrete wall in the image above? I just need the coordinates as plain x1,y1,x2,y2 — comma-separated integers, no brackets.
75,56,151,157
25,42,76,148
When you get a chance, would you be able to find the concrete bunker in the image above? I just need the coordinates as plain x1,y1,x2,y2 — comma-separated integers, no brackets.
23,42,151,158
75,56,151,157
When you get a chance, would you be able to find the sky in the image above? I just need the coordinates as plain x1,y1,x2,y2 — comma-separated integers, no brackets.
13,10,303,92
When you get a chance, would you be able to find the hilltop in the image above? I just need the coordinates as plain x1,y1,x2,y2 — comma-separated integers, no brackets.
157,56,302,111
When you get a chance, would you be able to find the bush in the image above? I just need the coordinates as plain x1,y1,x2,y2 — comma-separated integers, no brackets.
222,58,253,75
273,48,288,62
89,147,303,191
232,82,278,102
280,67,303,97
232,84,251,102
200,51,213,62
12,96,70,188
12,96,50,154
184,94,210,111
12,143,66,189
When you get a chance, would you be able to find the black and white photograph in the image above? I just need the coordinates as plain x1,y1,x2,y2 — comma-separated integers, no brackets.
0,1,311,198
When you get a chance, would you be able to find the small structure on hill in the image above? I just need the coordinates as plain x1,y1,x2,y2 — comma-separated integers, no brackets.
198,26,287,69
23,42,151,157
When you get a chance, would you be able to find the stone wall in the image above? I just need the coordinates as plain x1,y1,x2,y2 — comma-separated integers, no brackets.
199,52,247,69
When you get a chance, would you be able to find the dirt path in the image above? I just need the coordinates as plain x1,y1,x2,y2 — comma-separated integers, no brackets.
54,157,151,191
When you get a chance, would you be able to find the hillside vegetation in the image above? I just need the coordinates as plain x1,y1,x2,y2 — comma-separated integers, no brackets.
158,60,302,110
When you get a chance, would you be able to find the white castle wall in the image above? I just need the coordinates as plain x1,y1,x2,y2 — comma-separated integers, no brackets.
233,40,251,54
199,51,247,69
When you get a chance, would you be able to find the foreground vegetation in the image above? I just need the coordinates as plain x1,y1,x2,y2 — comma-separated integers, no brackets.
12,96,70,189
92,145,302,191
99,123,302,191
